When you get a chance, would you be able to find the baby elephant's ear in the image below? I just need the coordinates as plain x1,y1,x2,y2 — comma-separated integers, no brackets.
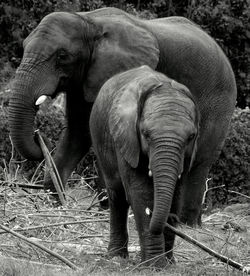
109,82,140,168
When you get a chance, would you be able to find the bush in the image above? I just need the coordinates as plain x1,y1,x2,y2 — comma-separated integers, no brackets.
208,107,250,207
0,0,105,67
0,84,65,180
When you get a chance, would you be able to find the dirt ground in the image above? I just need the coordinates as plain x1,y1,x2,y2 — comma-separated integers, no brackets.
0,175,249,276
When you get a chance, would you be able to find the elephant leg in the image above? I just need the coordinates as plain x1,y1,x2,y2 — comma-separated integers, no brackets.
180,163,209,226
107,185,129,258
128,175,166,268
44,98,93,194
94,162,109,210
163,223,175,264
44,126,91,192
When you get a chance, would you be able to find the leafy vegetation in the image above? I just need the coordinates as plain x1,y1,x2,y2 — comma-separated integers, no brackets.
0,79,65,180
208,108,250,207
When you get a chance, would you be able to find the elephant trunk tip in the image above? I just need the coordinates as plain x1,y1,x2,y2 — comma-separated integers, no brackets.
9,127,44,161
145,207,164,234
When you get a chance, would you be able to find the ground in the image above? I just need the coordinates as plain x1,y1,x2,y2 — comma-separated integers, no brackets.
0,167,249,276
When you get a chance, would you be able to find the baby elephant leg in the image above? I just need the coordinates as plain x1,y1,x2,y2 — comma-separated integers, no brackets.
164,214,179,264
107,184,129,258
164,180,182,263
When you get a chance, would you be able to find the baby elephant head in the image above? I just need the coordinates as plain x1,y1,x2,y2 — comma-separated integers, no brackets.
109,66,199,234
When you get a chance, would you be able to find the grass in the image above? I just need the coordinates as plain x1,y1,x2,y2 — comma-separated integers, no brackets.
0,160,249,276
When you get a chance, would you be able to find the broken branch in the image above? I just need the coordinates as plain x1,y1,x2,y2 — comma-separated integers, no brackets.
0,223,78,270
165,222,250,273
35,130,66,205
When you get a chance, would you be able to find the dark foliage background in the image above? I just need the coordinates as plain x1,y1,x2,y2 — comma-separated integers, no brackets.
0,0,249,206
0,0,249,107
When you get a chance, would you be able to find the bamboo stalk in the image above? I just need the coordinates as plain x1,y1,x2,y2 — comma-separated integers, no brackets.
0,224,78,270
0,218,109,234
0,181,44,190
165,223,250,273
35,130,66,205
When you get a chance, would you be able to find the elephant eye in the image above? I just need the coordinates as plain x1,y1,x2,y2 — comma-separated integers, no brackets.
188,133,195,142
142,129,150,139
56,50,68,62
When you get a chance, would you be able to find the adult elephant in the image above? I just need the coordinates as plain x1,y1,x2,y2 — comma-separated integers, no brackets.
8,7,237,226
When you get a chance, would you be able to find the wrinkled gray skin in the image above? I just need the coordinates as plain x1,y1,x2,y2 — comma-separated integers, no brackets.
9,8,236,229
90,66,201,266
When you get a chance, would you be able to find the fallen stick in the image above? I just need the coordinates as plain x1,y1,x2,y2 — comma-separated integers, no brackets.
165,222,250,274
28,209,109,215
0,181,44,190
35,130,66,205
0,255,75,271
0,218,109,234
226,189,250,200
0,223,78,270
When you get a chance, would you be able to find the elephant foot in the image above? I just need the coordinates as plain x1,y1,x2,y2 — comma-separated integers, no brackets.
139,231,168,268
141,255,167,269
164,216,176,266
108,246,128,259
165,251,175,265
108,238,128,259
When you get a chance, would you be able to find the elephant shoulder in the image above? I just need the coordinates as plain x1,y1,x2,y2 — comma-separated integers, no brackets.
77,7,133,19
160,16,196,26
150,16,200,30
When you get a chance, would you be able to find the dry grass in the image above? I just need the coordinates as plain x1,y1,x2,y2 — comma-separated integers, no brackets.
0,161,249,276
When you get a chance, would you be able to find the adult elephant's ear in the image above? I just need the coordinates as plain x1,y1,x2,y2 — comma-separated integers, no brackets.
109,68,162,168
83,18,159,102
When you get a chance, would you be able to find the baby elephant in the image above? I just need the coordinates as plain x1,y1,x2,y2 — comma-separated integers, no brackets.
89,65,200,267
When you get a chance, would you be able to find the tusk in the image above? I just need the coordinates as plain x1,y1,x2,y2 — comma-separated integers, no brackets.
145,207,152,216
35,95,48,105
148,162,152,177
148,170,152,177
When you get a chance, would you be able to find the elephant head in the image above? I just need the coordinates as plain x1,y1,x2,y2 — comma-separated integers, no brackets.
9,11,159,160
109,66,199,234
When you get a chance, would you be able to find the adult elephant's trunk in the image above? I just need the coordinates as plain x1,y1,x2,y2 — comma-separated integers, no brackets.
149,138,182,234
8,59,57,160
